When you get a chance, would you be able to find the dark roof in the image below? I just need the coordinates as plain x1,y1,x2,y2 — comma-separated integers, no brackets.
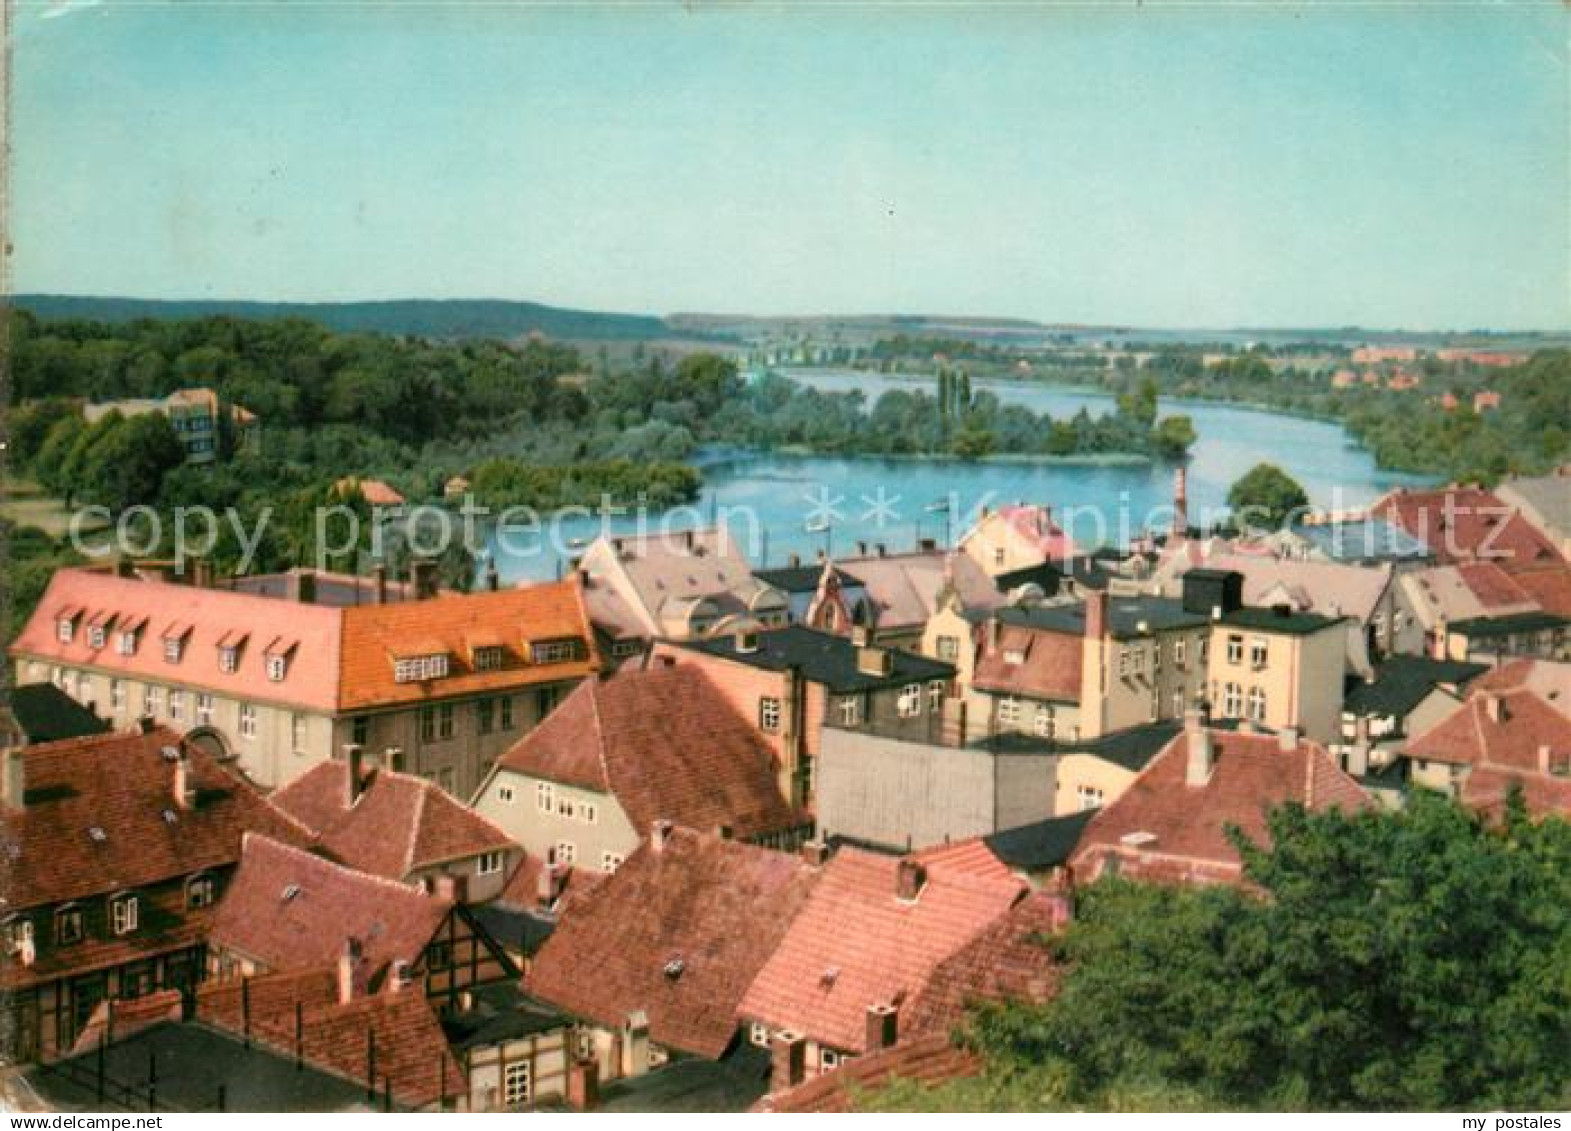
1220,605,1345,635
1449,611,1571,638
468,902,556,958
983,809,1100,872
587,1045,771,1113
5,683,110,744
28,1021,370,1113
992,562,1063,594
1293,518,1432,563
751,565,861,594
673,625,954,692
972,720,1181,772
1344,656,1490,718
994,596,1208,640
440,982,567,1052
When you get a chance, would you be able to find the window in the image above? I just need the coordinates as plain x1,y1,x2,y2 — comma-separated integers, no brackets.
1152,642,1163,671
1132,648,1145,674
580,802,598,824
1249,638,1269,670
88,625,106,649
351,715,369,746
936,635,960,661
110,679,124,711
1222,682,1243,718
749,1022,771,1048
1118,649,1130,677
500,697,515,730
168,691,184,723
1247,686,1268,722
57,618,75,644
1004,648,1025,666
239,703,257,739
837,696,862,727
557,794,576,819
531,639,583,665
144,686,162,715
291,713,307,753
759,697,782,733
473,646,505,672
1174,638,1187,666
820,1049,842,1073
477,698,495,735
421,708,437,743
1076,785,1104,811
537,782,555,812
197,693,214,725
477,851,504,876
534,688,558,720
109,894,139,936
993,547,1006,567
6,917,34,955
78,675,93,704
267,655,288,682
438,703,455,741
1226,634,1243,665
498,785,515,803
186,874,216,910
219,646,239,674
164,637,184,664
503,1062,531,1107
55,905,84,946
553,841,577,867
393,653,449,683
117,630,139,656
1199,637,1210,664
601,851,625,874
1033,705,1055,739
897,683,921,718
997,697,1021,726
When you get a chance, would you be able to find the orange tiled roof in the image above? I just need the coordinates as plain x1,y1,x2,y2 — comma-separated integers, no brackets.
738,848,1025,1054
1374,487,1563,572
526,827,820,1059
1070,728,1369,886
209,834,450,986
271,761,516,880
493,665,800,839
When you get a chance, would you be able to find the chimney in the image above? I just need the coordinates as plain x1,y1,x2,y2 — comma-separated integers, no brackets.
537,861,565,907
1172,466,1189,537
1277,726,1300,752
287,569,317,605
137,715,157,735
788,553,802,568
344,744,365,806
412,560,439,600
987,616,1002,654
1346,741,1369,778
115,558,135,579
850,624,870,648
372,564,388,605
800,839,829,867
567,1058,599,1111
337,938,365,1004
770,1031,807,1092
651,819,674,854
2,749,25,809
483,558,500,592
865,1003,899,1052
173,746,195,810
1085,589,1109,640
1185,710,1213,786
856,541,868,557
1539,744,1552,774
895,858,926,901
192,558,213,589
855,645,894,678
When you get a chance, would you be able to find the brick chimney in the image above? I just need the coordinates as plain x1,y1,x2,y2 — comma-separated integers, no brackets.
337,938,366,1004
411,560,439,600
1085,589,1109,640
1184,709,1213,787
567,1057,599,1110
483,558,500,592
865,1003,898,1052
895,858,927,902
2,748,25,810
651,819,674,854
1483,692,1506,724
344,744,366,806
770,1031,806,1092
1172,466,1189,537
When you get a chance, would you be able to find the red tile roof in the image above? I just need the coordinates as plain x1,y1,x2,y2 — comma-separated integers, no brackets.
271,761,516,880
754,1032,982,1112
9,569,600,714
1514,567,1571,617
971,622,1083,702
209,834,450,986
739,848,1025,1054
0,724,308,912
1406,670,1571,776
493,666,800,840
1070,727,1369,886
526,827,820,1059
905,890,1066,1039
198,969,466,1109
1373,487,1563,572
1462,765,1571,820
1455,562,1535,609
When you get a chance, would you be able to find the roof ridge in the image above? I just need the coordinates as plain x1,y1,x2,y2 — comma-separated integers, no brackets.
586,676,613,793
403,785,428,878
243,831,453,906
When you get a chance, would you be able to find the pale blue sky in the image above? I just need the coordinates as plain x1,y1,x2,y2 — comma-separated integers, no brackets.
11,2,1568,329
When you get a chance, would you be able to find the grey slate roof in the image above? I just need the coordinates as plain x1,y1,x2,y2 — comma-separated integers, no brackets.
983,809,1101,873
994,596,1208,640
1449,611,1571,638
674,625,954,693
752,565,862,594
1344,656,1490,719
6,683,110,744
972,721,1181,772
1220,605,1345,636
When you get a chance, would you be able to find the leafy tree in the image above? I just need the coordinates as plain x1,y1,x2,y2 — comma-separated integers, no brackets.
1151,414,1197,459
1228,462,1309,530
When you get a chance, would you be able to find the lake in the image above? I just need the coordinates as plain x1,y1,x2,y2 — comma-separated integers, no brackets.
486,368,1433,583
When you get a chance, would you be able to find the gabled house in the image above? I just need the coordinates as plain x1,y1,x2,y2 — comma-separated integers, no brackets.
1337,655,1488,779
0,724,308,1061
1497,466,1571,563
958,503,1077,577
737,847,1025,1075
270,753,521,900
803,548,1002,651
1069,713,1369,888
471,665,803,875
525,824,821,1082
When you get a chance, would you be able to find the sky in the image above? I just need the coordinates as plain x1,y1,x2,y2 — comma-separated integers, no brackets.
10,1,1569,330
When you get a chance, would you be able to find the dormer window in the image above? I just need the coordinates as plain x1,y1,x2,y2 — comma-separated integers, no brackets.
88,625,106,649
219,646,239,673
393,652,449,683
163,626,191,664
473,646,505,672
55,905,84,946
263,637,298,682
117,628,140,656
57,615,78,644
530,638,584,665
110,893,139,936
267,655,288,682
186,874,216,910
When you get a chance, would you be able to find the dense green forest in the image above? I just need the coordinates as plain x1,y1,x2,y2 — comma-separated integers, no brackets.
874,791,1571,1112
